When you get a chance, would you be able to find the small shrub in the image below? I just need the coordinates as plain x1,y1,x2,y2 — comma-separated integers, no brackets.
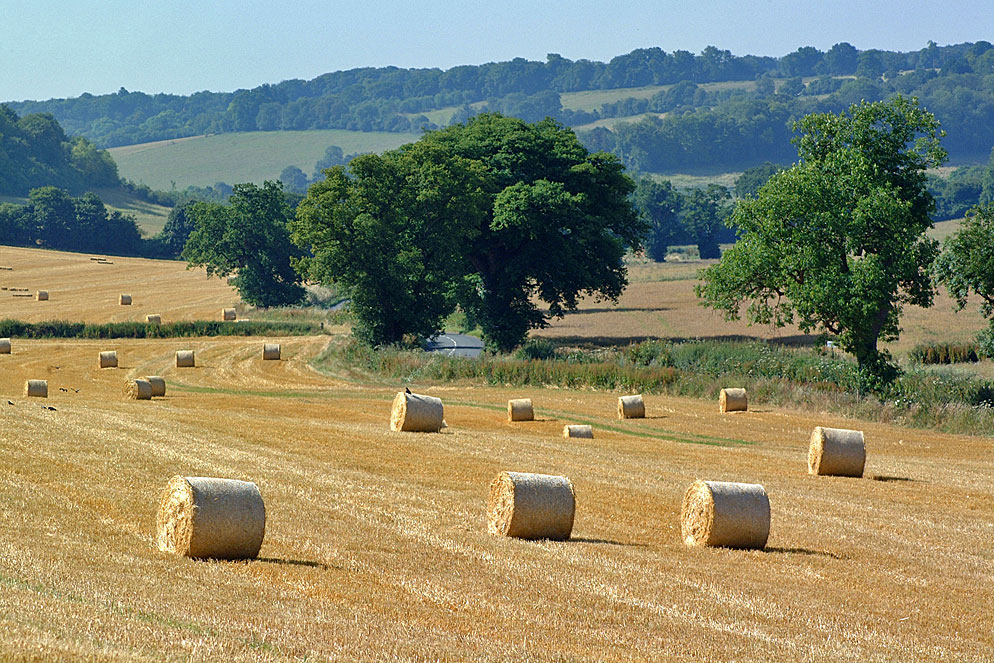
513,338,557,361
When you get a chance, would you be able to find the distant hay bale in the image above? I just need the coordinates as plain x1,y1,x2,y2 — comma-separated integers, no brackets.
35,290,48,301
89,257,101,261
120,294,132,305
262,343,281,360
12,293,32,298
222,308,236,321
0,265,12,270
487,471,575,540
156,476,266,559
719,388,748,413
98,350,118,368
24,379,47,398
681,479,770,549
0,338,10,354
175,350,195,367
809,426,866,477
618,394,646,419
390,391,444,432
563,424,594,439
144,376,166,397
507,398,534,422
123,378,152,400
146,314,161,324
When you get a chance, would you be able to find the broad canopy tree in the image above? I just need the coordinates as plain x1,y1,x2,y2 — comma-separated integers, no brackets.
697,96,946,380
935,204,994,352
291,113,645,351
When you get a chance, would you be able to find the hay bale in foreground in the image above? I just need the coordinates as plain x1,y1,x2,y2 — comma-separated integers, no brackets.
156,476,266,559
35,290,48,301
175,350,195,367
563,424,594,439
507,398,534,422
119,294,132,305
98,350,118,368
24,380,47,398
144,376,166,397
618,394,646,419
0,338,10,354
719,388,748,413
222,308,236,321
146,314,161,324
681,479,770,549
123,378,152,400
262,343,281,360
487,471,575,540
390,391,444,432
809,426,866,477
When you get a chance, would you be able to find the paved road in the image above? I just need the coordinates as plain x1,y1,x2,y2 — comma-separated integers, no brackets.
425,333,484,358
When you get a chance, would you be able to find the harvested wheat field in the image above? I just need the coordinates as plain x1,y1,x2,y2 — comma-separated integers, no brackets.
0,246,238,323
1,335,992,662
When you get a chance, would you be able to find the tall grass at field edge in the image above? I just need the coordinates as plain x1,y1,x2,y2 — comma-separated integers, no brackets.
0,319,322,338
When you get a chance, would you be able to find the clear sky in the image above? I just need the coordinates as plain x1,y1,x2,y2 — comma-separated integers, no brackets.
1,0,992,102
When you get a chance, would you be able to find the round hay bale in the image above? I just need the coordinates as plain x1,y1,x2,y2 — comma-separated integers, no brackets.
681,480,770,549
507,398,534,422
222,308,236,321
175,350,195,368
563,424,594,439
262,343,281,360
0,338,10,354
809,426,866,477
618,394,646,419
123,378,152,400
719,388,748,413
35,290,48,301
119,294,132,305
98,350,118,368
24,379,47,398
144,376,166,397
156,476,266,559
487,471,575,540
390,391,444,432
146,314,161,324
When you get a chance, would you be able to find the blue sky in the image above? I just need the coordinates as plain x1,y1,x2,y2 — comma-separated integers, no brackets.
1,0,992,102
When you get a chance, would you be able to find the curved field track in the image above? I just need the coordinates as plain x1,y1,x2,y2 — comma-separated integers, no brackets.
1,335,992,661
0,245,238,323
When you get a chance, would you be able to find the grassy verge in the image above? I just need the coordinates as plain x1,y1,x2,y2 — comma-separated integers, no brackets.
0,319,323,339
314,337,994,437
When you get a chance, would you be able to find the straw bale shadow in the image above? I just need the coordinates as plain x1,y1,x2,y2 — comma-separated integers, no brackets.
256,557,332,570
766,546,843,559
572,537,649,548
871,475,917,483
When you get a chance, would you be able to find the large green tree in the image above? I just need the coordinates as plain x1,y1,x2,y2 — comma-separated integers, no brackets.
681,184,731,259
183,181,306,307
935,204,994,353
633,178,682,262
697,96,946,380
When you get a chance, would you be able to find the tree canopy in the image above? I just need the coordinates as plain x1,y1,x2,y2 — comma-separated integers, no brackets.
696,96,946,380
935,204,994,352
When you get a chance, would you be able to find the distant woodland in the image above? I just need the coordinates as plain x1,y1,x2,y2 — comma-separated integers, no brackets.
7,41,994,174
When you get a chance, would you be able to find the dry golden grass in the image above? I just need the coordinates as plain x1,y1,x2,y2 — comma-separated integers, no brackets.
0,246,238,323
1,335,992,661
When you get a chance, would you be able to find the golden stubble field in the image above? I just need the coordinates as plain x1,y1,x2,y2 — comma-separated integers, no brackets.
0,248,992,661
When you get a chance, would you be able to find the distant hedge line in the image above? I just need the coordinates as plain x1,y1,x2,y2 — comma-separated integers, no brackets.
0,319,321,339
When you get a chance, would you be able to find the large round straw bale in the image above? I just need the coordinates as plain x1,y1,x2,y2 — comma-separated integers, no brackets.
146,314,161,324
98,350,118,368
0,338,10,354
35,290,48,301
809,426,866,477
120,294,132,305
144,376,166,397
507,398,534,422
618,394,646,419
123,378,152,400
487,471,575,540
24,379,47,398
719,388,748,413
681,480,770,549
222,308,236,321
156,476,266,559
563,424,594,439
175,350,195,367
262,343,281,360
390,391,444,432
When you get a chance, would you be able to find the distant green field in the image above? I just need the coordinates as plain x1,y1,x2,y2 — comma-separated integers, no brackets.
574,112,668,131
92,187,171,236
108,130,420,190
561,80,756,112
